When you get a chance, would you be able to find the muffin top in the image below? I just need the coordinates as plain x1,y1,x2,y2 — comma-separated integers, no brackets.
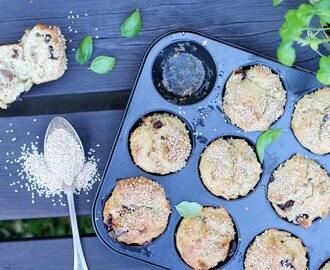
176,206,236,270
321,260,330,270
199,137,262,200
223,65,286,132
291,87,330,155
130,113,191,174
103,177,171,245
267,154,330,228
244,229,308,270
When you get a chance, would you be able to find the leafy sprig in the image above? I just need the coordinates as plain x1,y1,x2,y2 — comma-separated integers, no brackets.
274,0,330,84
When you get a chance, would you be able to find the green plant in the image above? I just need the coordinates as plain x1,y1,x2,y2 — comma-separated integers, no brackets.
256,129,284,163
274,0,330,84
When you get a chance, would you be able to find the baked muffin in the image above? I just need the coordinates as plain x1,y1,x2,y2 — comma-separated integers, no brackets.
130,113,191,174
176,206,236,270
292,87,330,155
268,154,330,228
0,44,33,109
103,177,171,245
244,229,308,270
20,24,67,84
199,137,262,200
0,24,67,109
223,65,286,132
0,63,32,109
320,260,330,270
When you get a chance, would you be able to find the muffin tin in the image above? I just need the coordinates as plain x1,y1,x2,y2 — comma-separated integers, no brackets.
92,30,330,269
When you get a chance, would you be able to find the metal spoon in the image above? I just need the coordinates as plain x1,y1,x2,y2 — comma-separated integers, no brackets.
44,116,89,270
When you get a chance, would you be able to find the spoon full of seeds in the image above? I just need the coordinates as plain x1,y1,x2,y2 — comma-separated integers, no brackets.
44,116,88,270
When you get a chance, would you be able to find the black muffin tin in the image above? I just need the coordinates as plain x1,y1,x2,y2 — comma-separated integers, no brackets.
92,30,330,269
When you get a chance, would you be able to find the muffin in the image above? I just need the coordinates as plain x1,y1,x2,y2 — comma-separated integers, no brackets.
176,206,236,270
244,229,308,270
223,65,286,132
103,177,171,245
20,24,67,84
268,154,330,228
320,260,330,270
291,87,330,155
199,137,262,200
130,113,191,174
0,63,32,109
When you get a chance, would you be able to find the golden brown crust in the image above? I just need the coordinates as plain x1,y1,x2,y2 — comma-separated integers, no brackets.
130,113,191,174
223,65,286,132
103,177,171,245
320,260,330,270
292,87,330,155
267,154,330,228
176,207,236,270
244,229,308,270
199,138,262,200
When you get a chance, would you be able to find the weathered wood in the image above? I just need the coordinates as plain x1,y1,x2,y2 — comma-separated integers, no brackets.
0,110,123,221
0,236,158,269
0,0,317,102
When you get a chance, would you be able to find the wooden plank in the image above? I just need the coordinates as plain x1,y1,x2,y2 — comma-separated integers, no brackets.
0,236,158,270
0,110,124,220
0,0,318,99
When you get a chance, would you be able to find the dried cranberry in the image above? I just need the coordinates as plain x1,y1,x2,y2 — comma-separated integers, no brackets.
48,46,58,60
153,120,163,129
12,48,19,58
44,34,52,43
228,240,237,256
0,70,13,81
281,259,296,269
323,114,330,123
160,135,165,140
278,200,294,210
104,214,113,229
295,214,309,223
269,174,275,183
234,67,246,80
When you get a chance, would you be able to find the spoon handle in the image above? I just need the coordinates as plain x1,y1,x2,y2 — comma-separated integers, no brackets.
67,189,89,270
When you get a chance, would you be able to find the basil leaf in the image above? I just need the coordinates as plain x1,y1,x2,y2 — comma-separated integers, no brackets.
256,129,284,163
75,35,93,65
121,9,142,38
175,201,203,218
273,0,283,6
277,42,295,66
89,56,116,74
317,56,330,84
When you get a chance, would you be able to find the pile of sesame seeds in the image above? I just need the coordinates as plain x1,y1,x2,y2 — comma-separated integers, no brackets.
17,128,100,202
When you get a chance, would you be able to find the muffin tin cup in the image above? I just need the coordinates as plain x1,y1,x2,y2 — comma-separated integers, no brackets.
92,30,330,269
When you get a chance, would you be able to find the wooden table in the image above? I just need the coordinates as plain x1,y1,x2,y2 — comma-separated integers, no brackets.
0,0,320,269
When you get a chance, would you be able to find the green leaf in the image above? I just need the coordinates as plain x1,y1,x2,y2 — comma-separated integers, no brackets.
175,201,203,218
121,9,142,38
277,42,296,66
75,35,93,65
316,70,330,84
317,56,330,85
89,56,116,74
296,4,313,25
319,55,330,71
273,0,283,6
256,129,284,163
309,38,320,51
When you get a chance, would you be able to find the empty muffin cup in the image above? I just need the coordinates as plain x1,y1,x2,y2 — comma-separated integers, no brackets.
152,41,217,105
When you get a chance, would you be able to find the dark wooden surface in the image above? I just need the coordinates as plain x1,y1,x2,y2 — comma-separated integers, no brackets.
0,0,325,269
0,0,316,105
0,236,157,270
0,110,123,220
